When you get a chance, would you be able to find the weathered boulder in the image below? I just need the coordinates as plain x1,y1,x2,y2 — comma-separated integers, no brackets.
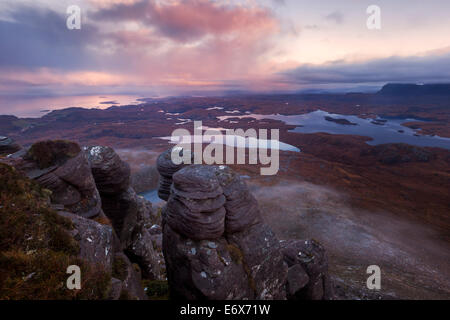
58,211,115,272
85,146,161,280
85,146,131,194
212,165,261,233
281,239,334,300
111,252,147,300
163,224,253,299
19,140,102,218
156,147,193,201
165,165,226,240
286,264,309,297
226,222,288,299
58,211,147,300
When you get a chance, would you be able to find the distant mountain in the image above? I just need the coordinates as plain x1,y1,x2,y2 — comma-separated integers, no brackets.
377,83,450,96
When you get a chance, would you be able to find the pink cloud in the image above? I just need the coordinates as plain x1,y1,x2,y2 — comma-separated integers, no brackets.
148,0,277,42
94,0,278,42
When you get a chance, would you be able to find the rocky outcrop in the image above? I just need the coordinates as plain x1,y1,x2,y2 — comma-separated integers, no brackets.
212,165,261,233
162,164,288,300
160,158,334,300
57,211,147,300
85,145,162,280
58,211,115,271
14,140,102,218
1,140,164,298
86,146,131,194
165,165,226,240
282,239,334,300
1,140,334,300
156,147,193,201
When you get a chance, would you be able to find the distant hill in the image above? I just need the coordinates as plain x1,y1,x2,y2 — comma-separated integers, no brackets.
377,83,450,96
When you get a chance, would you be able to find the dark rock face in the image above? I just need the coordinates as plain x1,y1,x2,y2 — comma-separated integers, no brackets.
165,165,226,240
226,222,288,299
286,264,309,297
85,145,161,280
2,140,162,298
160,160,334,300
58,211,147,300
212,166,261,233
162,164,288,300
0,136,21,156
156,147,193,201
281,239,334,300
86,146,130,194
58,211,114,272
163,224,253,299
111,252,147,300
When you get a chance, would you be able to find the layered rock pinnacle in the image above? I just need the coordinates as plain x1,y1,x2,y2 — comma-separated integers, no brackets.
86,145,161,280
156,147,193,201
158,148,333,300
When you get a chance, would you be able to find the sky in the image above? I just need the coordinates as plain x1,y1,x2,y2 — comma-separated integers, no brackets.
1,0,450,98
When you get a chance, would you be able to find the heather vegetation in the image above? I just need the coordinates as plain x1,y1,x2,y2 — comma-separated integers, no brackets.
24,140,81,169
0,163,110,299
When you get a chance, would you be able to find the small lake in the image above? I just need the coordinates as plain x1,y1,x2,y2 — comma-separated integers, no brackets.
219,110,450,150
139,189,164,205
157,130,301,153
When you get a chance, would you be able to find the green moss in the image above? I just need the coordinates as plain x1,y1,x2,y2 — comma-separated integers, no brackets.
142,280,169,300
0,163,111,299
132,263,141,274
226,244,244,265
112,255,128,281
24,140,81,169
155,207,162,221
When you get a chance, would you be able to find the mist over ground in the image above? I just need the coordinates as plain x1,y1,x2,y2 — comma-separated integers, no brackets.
250,181,450,299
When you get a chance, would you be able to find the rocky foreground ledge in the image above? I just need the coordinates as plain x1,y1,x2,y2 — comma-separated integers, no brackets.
1,139,164,299
0,139,333,300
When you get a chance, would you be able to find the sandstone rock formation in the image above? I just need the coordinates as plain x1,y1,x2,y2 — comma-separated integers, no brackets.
212,165,261,233
85,145,161,280
0,159,147,300
159,159,333,300
58,211,147,300
14,140,103,218
1,140,334,300
282,239,334,300
1,140,164,299
165,165,226,240
156,147,193,201
162,164,286,299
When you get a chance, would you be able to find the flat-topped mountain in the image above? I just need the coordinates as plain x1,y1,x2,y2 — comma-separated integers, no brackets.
377,83,450,96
